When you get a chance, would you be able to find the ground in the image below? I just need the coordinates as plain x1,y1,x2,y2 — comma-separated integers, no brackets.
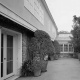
16,58,80,80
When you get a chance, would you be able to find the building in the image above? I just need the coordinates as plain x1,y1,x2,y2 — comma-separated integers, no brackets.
0,0,58,80
56,31,74,57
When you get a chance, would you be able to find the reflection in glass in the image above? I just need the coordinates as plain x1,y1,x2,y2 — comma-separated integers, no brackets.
7,35,13,75
7,61,13,74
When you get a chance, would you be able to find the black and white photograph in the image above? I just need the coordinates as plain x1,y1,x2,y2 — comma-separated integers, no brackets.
0,0,80,80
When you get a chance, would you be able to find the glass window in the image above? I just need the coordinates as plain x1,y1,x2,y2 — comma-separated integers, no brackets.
60,44,63,52
64,44,68,52
7,35,13,74
69,44,73,52
7,61,13,74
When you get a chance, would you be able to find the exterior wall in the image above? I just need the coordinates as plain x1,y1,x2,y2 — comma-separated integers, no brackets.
0,0,57,40
22,33,30,62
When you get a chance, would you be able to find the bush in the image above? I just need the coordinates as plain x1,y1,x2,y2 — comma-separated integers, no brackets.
31,54,41,71
28,37,40,60
34,30,55,59
21,60,33,77
28,30,55,60
21,30,55,77
52,40,60,59
39,38,55,59
21,54,41,77
52,40,60,54
34,30,50,40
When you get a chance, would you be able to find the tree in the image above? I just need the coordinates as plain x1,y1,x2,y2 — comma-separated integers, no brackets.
71,15,80,53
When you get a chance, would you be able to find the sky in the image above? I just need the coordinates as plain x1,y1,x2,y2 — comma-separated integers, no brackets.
45,0,80,32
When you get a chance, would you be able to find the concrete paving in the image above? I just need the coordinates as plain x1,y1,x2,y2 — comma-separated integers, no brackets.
16,58,80,80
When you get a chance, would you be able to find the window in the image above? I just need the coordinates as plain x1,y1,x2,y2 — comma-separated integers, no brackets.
60,44,63,52
64,44,68,52
69,44,73,52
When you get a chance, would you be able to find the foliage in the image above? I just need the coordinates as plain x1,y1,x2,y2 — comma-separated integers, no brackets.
52,40,60,55
21,54,41,77
28,37,40,60
34,30,55,57
28,30,55,59
21,60,33,76
71,15,80,53
34,30,50,40
31,54,41,71
21,30,55,76
39,38,55,58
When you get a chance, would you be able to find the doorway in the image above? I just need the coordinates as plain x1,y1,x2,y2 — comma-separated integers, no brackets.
1,33,14,80
0,28,22,80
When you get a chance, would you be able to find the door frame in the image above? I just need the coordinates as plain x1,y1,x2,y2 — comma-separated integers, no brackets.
0,27,22,80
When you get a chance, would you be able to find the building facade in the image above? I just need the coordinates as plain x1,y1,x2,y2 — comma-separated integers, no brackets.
0,0,58,80
56,31,74,57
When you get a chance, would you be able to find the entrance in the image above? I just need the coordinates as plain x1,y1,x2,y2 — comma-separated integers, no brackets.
1,34,14,79
0,28,22,80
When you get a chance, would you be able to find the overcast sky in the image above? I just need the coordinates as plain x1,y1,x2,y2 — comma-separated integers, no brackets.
45,0,80,32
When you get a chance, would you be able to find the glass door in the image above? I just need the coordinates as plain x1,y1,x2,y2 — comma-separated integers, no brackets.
1,34,14,80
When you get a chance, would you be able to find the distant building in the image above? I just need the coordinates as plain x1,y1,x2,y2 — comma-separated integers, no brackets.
56,31,74,57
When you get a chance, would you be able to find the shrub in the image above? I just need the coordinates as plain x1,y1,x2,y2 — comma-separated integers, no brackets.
28,37,40,60
21,54,41,77
52,40,60,54
52,40,60,59
21,60,33,77
31,54,41,71
39,38,55,58
34,30,50,40
34,30,55,58
28,31,55,59
21,30,55,77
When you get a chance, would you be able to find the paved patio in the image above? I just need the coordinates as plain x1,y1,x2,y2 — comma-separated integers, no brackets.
16,58,80,80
